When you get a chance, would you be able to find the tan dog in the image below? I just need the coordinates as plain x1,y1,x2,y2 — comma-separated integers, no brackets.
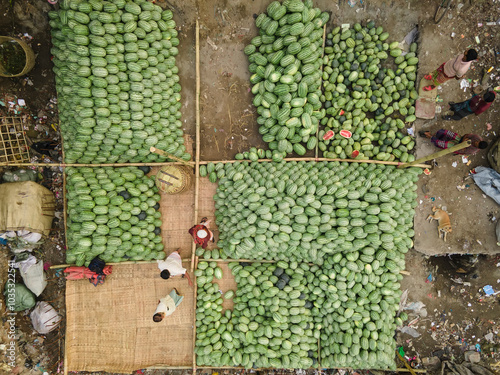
427,206,452,242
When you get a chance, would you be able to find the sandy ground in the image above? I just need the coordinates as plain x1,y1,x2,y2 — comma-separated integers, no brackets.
1,0,500,373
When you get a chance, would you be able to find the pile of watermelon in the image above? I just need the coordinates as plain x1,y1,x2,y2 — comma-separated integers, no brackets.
195,258,406,369
318,23,418,162
214,161,419,264
245,0,419,162
244,0,330,162
65,166,165,265
194,160,421,369
49,0,191,163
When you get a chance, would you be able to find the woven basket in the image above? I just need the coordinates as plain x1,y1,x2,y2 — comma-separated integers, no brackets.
0,36,36,77
155,165,193,194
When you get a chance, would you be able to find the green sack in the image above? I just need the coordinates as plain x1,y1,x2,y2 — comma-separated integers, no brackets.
4,283,36,311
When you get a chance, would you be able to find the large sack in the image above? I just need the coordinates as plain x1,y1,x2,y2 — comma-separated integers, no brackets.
20,259,47,297
0,181,54,236
30,302,62,334
3,283,36,311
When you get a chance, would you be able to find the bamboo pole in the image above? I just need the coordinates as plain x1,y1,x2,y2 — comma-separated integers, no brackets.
397,351,420,375
192,18,201,274
398,140,471,168
192,18,201,374
49,258,194,269
315,24,327,160
0,156,430,169
0,161,189,168
61,138,69,252
150,146,194,167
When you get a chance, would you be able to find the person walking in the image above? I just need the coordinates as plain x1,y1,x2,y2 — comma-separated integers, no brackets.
152,288,184,322
157,249,193,286
423,49,478,91
443,91,496,120
419,130,488,155
188,217,214,249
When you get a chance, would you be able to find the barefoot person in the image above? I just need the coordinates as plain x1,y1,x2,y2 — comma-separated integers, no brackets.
152,288,184,323
419,130,487,155
423,49,478,91
188,217,214,249
443,91,496,121
157,249,193,286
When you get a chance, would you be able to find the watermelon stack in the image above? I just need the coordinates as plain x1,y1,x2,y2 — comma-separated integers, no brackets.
245,0,329,161
318,22,418,162
65,166,165,265
49,0,191,163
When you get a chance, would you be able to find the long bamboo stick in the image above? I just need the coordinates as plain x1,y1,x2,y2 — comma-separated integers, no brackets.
315,23,327,160
0,156,430,169
150,146,193,167
192,18,201,274
398,140,471,168
192,18,201,374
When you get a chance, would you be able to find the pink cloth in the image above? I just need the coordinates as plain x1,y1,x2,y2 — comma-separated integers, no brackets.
64,266,113,280
443,54,472,78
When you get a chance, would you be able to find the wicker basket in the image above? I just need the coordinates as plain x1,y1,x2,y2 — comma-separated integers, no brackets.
0,36,36,77
155,165,193,194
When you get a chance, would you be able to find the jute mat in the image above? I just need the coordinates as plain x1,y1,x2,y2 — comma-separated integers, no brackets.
65,263,194,373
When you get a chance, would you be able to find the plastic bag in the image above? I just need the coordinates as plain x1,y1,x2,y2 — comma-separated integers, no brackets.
17,230,43,243
20,259,47,296
30,302,62,334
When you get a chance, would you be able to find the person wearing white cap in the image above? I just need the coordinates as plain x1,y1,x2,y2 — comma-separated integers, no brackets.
157,248,193,286
188,217,214,249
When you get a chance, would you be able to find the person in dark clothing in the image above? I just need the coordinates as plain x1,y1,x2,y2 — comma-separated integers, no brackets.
443,91,496,121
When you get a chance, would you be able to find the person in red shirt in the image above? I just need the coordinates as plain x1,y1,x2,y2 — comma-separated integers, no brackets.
188,217,214,249
443,91,496,121
419,130,487,155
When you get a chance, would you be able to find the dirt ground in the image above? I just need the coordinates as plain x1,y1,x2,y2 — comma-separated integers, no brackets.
1,0,500,374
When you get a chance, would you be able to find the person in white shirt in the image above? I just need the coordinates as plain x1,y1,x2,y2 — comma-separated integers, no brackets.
153,288,183,322
157,249,193,286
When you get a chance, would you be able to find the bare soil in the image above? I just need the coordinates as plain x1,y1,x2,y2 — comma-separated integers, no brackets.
1,0,500,374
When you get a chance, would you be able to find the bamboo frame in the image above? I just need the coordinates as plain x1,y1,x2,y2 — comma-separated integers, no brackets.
7,157,430,169
0,116,31,163
192,18,201,373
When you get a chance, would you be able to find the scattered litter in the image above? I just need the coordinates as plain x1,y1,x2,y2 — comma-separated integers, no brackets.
452,161,458,168
206,36,219,50
462,155,469,164
486,122,492,130
483,285,495,296
460,79,471,91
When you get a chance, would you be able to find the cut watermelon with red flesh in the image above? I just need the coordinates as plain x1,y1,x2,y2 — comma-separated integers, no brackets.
323,130,335,140
340,130,352,138
350,150,359,158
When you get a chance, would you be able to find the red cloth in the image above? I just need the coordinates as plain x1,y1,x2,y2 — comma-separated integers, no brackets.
469,93,495,115
188,224,211,249
64,266,113,280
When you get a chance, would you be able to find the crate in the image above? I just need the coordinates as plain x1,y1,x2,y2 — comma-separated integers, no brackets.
0,116,31,163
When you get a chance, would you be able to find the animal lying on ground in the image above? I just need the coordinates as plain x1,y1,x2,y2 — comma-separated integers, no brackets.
426,206,452,242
